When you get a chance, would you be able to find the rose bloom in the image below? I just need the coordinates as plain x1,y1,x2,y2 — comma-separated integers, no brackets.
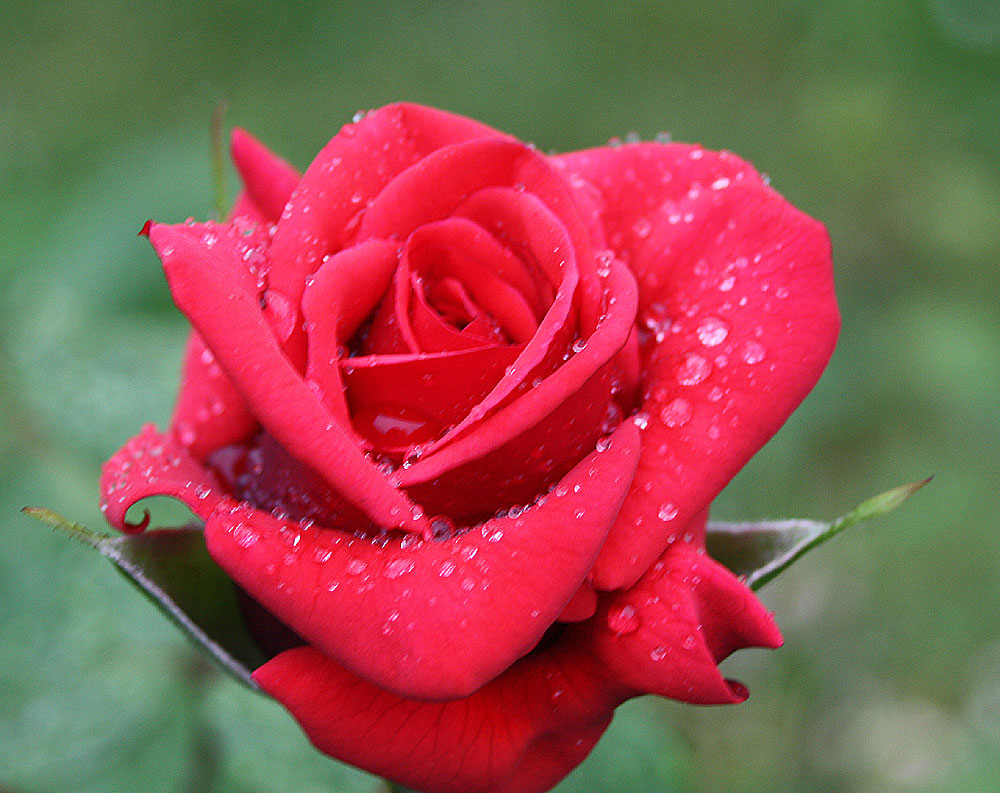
101,104,838,793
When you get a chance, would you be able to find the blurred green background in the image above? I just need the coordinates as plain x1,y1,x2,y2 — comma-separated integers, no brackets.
2,1,998,791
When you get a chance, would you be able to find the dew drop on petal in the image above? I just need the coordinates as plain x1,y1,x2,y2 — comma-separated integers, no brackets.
438,561,456,577
676,352,712,386
659,398,692,427
741,340,767,364
696,316,729,347
606,604,641,634
384,559,414,579
658,502,678,522
650,645,668,661
232,525,259,549
346,559,367,576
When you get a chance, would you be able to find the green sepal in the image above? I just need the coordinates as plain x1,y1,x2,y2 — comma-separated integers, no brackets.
707,478,931,590
23,507,265,688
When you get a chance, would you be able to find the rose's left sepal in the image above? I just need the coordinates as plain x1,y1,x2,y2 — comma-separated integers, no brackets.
22,507,265,688
706,478,931,590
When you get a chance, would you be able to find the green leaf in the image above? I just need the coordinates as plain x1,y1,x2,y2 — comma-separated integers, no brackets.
23,507,266,688
707,478,931,590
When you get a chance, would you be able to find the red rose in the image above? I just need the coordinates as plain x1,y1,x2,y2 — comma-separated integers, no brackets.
102,104,838,793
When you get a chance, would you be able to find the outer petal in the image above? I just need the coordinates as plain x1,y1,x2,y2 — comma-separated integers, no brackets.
583,515,783,705
100,424,225,532
552,142,765,288
205,422,640,700
590,181,840,589
254,637,619,793
170,331,257,461
147,222,427,534
230,127,300,222
157,220,270,461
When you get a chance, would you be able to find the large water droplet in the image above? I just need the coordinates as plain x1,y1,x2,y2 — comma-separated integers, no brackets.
658,502,678,522
659,398,692,427
352,403,442,451
607,604,641,634
676,352,712,386
232,525,259,549
696,316,729,347
740,340,767,365
384,559,414,579
346,558,368,576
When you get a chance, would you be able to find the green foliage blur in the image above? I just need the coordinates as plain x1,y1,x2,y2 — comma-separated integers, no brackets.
2,1,998,791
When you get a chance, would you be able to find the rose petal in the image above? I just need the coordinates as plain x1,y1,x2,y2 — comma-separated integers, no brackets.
552,142,765,288
100,424,225,532
265,104,508,367
398,258,637,488
558,581,598,623
585,528,783,705
205,422,640,700
149,220,269,461
301,239,400,427
230,127,301,222
170,331,257,461
398,217,541,347
407,276,501,352
254,637,617,793
341,345,522,453
587,181,840,589
148,222,427,534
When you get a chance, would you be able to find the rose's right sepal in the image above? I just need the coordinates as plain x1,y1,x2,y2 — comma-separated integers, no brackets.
706,477,932,590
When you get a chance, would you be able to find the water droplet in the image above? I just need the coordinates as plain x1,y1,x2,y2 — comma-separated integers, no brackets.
232,525,259,549
707,385,725,402
461,577,476,592
682,633,696,650
659,398,692,427
313,547,333,563
459,546,478,562
607,604,640,634
595,436,612,452
632,217,652,238
571,337,588,353
676,352,711,386
346,559,367,576
696,316,729,347
740,340,767,365
632,412,650,430
384,559,414,579
650,645,668,661
658,502,678,522
352,403,442,452
438,561,456,577
711,177,730,190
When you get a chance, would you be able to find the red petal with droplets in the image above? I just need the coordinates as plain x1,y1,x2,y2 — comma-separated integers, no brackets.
561,166,838,589
230,127,300,222
265,104,507,368
300,239,400,428
100,424,225,531
147,221,426,535
170,331,258,461
254,638,618,793
205,422,640,700
585,527,783,705
398,258,636,488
